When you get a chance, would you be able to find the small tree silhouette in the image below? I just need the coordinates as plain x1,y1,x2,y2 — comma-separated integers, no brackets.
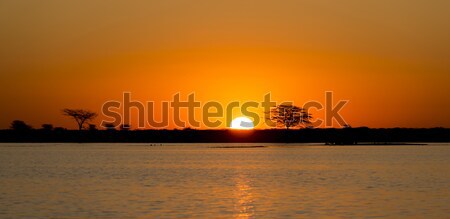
62,109,97,131
268,104,312,129
104,123,116,131
41,124,54,131
10,120,32,131
88,124,97,131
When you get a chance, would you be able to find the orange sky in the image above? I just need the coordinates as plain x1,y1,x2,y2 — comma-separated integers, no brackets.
1,0,449,129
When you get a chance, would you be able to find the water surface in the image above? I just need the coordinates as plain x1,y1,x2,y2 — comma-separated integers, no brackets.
0,143,449,218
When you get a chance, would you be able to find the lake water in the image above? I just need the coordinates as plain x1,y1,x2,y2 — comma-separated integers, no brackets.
0,143,449,218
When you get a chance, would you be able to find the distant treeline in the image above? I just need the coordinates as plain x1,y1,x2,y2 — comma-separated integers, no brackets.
0,128,449,144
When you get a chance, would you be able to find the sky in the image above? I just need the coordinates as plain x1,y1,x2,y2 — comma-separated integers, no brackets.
0,0,449,129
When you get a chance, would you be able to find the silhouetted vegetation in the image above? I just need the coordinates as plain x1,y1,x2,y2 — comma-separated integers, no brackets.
10,120,32,131
103,123,116,131
88,124,97,131
267,104,312,129
62,109,97,131
41,124,54,131
1,127,449,144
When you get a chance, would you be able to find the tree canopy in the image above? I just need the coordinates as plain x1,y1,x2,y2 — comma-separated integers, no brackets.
62,109,97,131
268,104,312,129
10,120,32,131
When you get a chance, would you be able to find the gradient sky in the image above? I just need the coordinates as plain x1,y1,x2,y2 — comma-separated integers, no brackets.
1,0,449,129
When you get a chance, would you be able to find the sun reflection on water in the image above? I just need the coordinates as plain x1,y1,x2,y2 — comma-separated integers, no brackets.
233,175,255,219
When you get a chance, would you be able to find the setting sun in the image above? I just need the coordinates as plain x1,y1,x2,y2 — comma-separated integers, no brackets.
230,117,254,130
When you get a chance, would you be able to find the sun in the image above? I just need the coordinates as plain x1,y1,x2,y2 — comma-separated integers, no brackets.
230,117,254,130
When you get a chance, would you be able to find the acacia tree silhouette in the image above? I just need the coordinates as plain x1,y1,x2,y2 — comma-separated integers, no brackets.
268,104,312,129
62,109,97,131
